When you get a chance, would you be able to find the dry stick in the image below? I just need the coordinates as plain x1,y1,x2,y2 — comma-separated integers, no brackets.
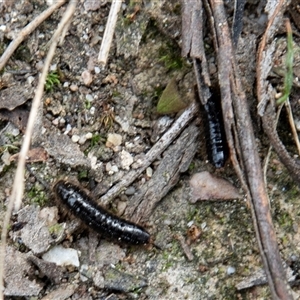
256,0,300,186
210,0,293,299
175,233,194,261
263,105,283,187
256,0,288,114
0,1,78,298
285,100,300,156
0,0,67,71
98,0,122,66
203,0,250,197
100,102,198,206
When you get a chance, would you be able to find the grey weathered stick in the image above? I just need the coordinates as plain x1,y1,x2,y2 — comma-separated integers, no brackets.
257,0,300,187
99,102,198,206
125,121,200,223
181,0,211,105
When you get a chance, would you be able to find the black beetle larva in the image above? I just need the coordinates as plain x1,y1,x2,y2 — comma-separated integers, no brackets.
53,180,150,245
204,95,228,168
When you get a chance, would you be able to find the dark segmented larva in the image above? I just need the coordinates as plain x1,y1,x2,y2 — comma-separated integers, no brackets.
53,180,150,245
204,96,228,168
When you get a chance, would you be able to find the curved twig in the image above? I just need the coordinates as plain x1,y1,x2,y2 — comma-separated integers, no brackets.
0,0,67,71
0,1,78,299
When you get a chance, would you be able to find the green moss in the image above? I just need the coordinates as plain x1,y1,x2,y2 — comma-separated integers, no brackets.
188,161,196,172
85,100,92,109
48,223,63,235
276,211,293,231
77,169,88,180
161,240,180,271
27,186,47,206
187,206,202,223
45,71,61,92
84,134,105,156
158,42,184,71
111,90,121,97
276,21,294,105
90,134,102,147
152,85,164,100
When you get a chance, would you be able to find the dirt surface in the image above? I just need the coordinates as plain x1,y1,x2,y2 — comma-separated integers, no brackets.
1,0,300,299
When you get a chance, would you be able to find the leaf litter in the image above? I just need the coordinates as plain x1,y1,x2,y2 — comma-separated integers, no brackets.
1,0,300,299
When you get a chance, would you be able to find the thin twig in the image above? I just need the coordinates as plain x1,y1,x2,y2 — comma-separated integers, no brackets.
0,1,78,298
98,0,122,66
285,100,300,156
175,233,194,261
263,104,283,187
0,0,67,71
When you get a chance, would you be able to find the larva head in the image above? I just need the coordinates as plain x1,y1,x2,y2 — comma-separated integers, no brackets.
53,180,77,207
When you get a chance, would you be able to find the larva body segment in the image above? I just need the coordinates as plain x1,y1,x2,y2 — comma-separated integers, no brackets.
53,180,150,245
204,96,228,168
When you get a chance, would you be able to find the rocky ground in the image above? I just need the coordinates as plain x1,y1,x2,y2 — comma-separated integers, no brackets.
1,0,300,299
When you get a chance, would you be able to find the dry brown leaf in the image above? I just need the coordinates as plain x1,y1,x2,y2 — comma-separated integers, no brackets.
189,171,242,202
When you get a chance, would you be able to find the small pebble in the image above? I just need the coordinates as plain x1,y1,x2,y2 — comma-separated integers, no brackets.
78,135,87,145
201,222,207,230
85,132,93,139
110,165,119,173
187,221,194,227
164,219,172,226
117,201,127,215
70,84,78,92
72,135,80,143
82,70,93,86
50,64,57,71
11,128,20,137
119,150,133,170
227,266,236,275
125,142,134,149
59,117,66,124
35,60,44,71
27,76,35,85
42,245,79,268
106,133,122,148
1,150,11,165
125,186,136,196
90,106,96,115
81,70,93,86
146,167,153,178
86,94,93,102
106,162,112,172
52,118,59,126
64,124,72,135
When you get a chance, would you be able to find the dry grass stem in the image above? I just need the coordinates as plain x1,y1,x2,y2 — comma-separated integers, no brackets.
0,0,67,71
98,0,122,66
0,1,78,298
285,100,300,156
